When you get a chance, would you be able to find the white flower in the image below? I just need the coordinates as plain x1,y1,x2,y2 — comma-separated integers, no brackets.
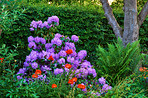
48,2,51,5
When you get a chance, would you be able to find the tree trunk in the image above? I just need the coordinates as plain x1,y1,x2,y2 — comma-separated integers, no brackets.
122,0,139,46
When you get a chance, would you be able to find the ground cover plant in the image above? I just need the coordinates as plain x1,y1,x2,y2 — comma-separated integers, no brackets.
0,0,148,97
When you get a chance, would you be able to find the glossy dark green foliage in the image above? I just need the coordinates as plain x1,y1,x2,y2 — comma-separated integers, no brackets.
0,2,147,67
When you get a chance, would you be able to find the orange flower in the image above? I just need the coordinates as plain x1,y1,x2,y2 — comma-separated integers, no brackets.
68,79,74,84
52,84,57,88
35,70,42,75
77,84,85,89
65,64,72,69
32,74,38,78
139,67,147,72
48,55,54,61
143,67,147,70
143,74,148,79
66,49,73,54
72,77,77,82
0,58,4,63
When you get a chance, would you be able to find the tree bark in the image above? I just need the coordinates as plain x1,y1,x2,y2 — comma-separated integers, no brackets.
138,0,148,27
100,0,123,40
122,0,139,46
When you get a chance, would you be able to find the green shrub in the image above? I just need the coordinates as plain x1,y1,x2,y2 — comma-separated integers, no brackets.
0,44,19,74
0,2,147,68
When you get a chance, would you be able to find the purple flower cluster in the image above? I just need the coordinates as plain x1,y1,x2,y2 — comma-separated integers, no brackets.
71,35,79,42
17,16,112,96
28,36,46,50
30,16,59,31
47,16,59,25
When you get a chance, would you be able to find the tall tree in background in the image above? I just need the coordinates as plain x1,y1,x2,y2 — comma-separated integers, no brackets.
100,0,148,46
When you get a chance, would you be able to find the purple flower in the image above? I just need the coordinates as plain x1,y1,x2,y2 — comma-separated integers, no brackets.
38,52,44,59
37,20,43,28
79,68,88,78
102,84,112,91
47,17,53,24
67,43,76,50
47,16,59,25
52,16,59,24
26,55,31,62
40,38,46,44
47,48,55,53
45,43,53,49
43,21,50,29
31,62,38,69
18,68,26,74
65,37,70,41
81,83,87,92
98,77,106,84
28,36,34,42
75,69,81,78
67,56,75,63
64,68,69,76
71,35,79,42
93,73,97,78
54,53,59,60
88,68,96,75
54,68,64,75
64,46,70,51
28,42,36,49
58,58,65,64
58,50,67,57
30,28,34,31
55,33,62,38
41,50,48,58
17,76,22,80
81,61,91,68
56,39,62,46
71,82,76,88
38,75,46,81
78,50,87,59
30,50,38,61
30,20,37,28
70,50,77,57
51,37,62,46
42,65,52,71
34,36,41,43
74,60,80,65
95,92,101,96
24,62,29,67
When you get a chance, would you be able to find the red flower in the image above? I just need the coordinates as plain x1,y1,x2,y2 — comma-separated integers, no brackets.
66,49,73,54
32,74,38,78
0,58,4,63
68,79,74,84
72,77,77,82
35,70,42,75
65,64,72,69
77,84,85,89
52,84,57,88
48,55,54,61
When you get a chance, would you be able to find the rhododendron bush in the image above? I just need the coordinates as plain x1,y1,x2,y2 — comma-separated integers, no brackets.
16,16,112,96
